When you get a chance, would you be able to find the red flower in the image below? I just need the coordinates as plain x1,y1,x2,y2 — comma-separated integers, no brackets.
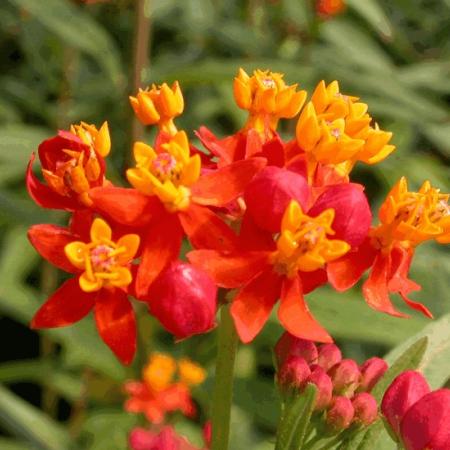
26,123,110,210
89,130,265,299
28,217,139,364
188,181,371,343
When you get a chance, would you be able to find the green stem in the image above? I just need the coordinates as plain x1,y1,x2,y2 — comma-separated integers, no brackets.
211,304,239,450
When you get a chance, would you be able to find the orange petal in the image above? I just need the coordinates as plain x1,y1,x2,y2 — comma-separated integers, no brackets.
191,157,266,207
89,187,163,227
362,253,408,318
31,278,95,328
231,269,282,343
179,204,239,252
278,276,332,343
135,212,183,299
94,288,136,365
28,224,80,273
187,249,271,288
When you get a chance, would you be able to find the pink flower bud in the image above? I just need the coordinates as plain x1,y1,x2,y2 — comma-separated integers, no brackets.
309,183,371,247
274,332,318,368
317,343,342,372
358,357,388,392
352,393,378,426
329,359,361,397
326,396,354,433
244,166,310,232
306,366,333,411
148,262,217,339
381,370,430,438
277,356,311,392
203,421,212,448
129,428,157,450
400,389,450,450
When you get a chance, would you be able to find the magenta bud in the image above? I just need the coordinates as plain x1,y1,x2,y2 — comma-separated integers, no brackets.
358,357,388,392
129,428,157,450
381,370,431,438
306,366,333,411
244,166,310,232
400,389,450,450
275,332,318,368
148,262,217,339
329,359,361,397
277,356,311,392
317,343,342,372
352,393,378,426
326,396,355,433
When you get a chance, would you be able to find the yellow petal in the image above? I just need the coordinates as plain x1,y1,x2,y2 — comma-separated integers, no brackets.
79,271,103,292
95,121,111,157
178,359,206,386
181,154,201,186
281,200,303,232
126,168,155,196
110,266,133,288
64,241,87,269
133,141,156,166
116,234,140,264
90,218,112,242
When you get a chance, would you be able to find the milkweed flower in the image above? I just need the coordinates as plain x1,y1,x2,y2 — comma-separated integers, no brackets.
28,217,139,364
26,122,110,209
130,82,184,135
329,177,449,319
316,0,346,17
124,353,205,424
90,129,265,298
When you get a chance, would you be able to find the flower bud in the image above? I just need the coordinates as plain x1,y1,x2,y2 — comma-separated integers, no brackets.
148,262,217,339
358,357,388,392
306,366,333,411
277,356,311,393
275,332,319,368
381,370,430,438
351,393,378,426
308,183,371,247
203,421,212,448
400,389,450,450
326,396,354,433
129,428,158,450
329,359,361,397
317,343,342,372
244,167,310,232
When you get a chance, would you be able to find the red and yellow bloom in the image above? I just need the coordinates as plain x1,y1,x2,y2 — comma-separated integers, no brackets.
28,217,139,364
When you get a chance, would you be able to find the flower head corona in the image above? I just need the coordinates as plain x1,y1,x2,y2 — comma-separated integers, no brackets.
234,68,307,135
65,218,139,292
272,200,350,277
126,131,200,212
129,82,184,135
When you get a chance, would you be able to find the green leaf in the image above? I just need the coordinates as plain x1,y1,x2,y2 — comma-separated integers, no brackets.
0,384,70,450
6,0,124,88
0,438,29,450
346,0,393,39
275,384,317,450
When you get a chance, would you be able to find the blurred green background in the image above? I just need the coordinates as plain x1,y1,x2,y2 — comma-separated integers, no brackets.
0,0,449,449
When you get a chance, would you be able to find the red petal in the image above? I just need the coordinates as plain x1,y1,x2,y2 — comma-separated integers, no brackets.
278,276,332,343
69,209,94,240
89,187,163,227
195,126,242,164
230,269,281,343
179,204,239,251
31,278,95,328
135,213,182,299
239,212,275,251
28,224,79,273
298,269,328,294
362,253,408,318
388,246,433,319
327,237,377,292
259,135,285,167
191,157,266,207
94,288,136,365
26,154,77,210
187,249,271,288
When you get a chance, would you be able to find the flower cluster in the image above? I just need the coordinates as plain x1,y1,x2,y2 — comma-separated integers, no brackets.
381,371,450,450
124,353,205,424
275,332,387,433
26,68,449,365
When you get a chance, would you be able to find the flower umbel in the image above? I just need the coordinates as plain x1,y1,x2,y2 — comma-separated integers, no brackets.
65,218,139,292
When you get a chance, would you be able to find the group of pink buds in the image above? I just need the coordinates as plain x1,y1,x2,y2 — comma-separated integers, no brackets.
275,332,387,434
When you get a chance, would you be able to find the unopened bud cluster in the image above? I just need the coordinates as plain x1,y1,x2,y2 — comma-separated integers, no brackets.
275,332,387,433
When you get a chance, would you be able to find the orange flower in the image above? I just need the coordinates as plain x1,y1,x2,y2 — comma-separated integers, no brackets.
124,353,206,424
234,68,307,135
130,82,184,135
316,0,346,17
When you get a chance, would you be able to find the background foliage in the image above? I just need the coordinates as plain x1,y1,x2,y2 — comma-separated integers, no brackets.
0,1,448,449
